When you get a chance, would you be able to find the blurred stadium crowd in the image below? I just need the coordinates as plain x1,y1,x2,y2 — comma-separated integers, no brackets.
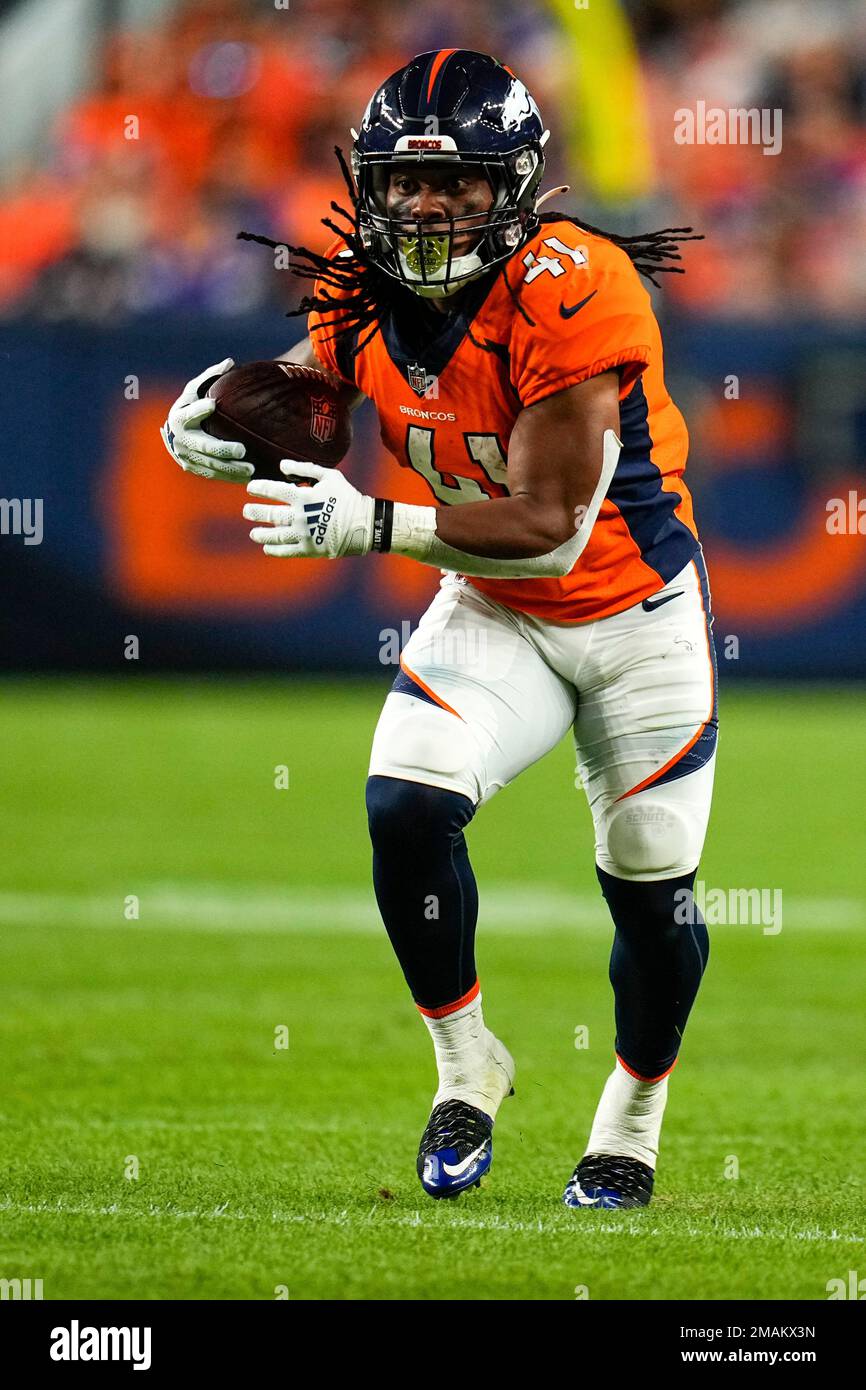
2,0,865,323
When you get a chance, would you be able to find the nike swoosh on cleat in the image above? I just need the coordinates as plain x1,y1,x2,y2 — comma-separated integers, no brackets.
559,291,597,319
441,1143,487,1178
567,1182,600,1206
642,589,684,612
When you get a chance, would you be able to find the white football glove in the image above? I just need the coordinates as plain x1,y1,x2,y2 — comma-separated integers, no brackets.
243,460,375,558
160,358,254,482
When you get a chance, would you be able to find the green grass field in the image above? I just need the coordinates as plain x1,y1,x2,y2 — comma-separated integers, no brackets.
1,678,864,1300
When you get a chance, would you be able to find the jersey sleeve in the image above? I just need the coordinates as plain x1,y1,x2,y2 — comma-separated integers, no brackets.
306,237,358,387
509,237,655,408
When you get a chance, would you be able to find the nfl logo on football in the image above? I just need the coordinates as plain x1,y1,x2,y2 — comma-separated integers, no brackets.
309,395,338,446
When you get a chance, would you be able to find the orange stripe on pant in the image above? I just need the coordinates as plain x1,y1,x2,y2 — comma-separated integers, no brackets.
399,654,465,721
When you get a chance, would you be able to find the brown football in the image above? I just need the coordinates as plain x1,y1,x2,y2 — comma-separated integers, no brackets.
202,360,352,480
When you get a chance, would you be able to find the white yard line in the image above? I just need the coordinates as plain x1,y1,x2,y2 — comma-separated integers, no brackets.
0,1196,862,1243
0,1114,347,1134
0,887,862,933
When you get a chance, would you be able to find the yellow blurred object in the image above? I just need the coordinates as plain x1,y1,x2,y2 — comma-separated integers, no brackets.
547,0,655,202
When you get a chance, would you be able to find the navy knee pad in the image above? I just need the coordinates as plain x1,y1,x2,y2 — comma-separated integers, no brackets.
366,774,476,852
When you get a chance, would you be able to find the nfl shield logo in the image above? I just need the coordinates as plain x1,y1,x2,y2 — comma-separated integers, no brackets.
310,395,337,445
407,362,430,397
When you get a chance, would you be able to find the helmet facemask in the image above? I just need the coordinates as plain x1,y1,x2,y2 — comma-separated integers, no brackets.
353,147,543,298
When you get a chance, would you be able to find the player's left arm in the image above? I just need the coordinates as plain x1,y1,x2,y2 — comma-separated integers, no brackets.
433,369,620,560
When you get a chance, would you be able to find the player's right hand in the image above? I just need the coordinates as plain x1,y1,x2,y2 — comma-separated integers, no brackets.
160,358,254,482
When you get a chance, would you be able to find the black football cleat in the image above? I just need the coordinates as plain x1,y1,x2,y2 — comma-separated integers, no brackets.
417,1099,496,1199
563,1153,655,1209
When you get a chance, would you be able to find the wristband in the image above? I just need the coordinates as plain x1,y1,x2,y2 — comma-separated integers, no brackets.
372,498,394,553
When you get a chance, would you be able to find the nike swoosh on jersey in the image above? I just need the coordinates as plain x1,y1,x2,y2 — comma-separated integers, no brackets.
441,1143,487,1178
642,589,684,612
559,291,597,319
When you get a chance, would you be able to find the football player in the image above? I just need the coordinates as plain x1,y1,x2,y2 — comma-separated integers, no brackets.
162,50,716,1209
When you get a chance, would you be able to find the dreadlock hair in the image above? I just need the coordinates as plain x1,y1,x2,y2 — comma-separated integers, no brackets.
237,146,703,355
237,146,405,361
541,213,703,289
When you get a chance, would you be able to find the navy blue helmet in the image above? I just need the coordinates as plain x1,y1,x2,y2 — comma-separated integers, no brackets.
351,49,548,297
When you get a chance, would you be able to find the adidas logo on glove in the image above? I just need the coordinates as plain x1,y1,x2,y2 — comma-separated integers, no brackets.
304,496,337,546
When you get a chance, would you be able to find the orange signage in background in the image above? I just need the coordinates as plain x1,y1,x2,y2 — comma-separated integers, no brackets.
690,389,866,629
696,393,790,470
105,394,344,611
708,486,866,630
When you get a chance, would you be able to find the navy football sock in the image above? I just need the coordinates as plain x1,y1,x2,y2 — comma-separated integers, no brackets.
366,775,479,1011
597,866,710,1080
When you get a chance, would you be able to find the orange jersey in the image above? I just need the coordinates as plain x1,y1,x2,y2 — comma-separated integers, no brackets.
309,219,699,623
